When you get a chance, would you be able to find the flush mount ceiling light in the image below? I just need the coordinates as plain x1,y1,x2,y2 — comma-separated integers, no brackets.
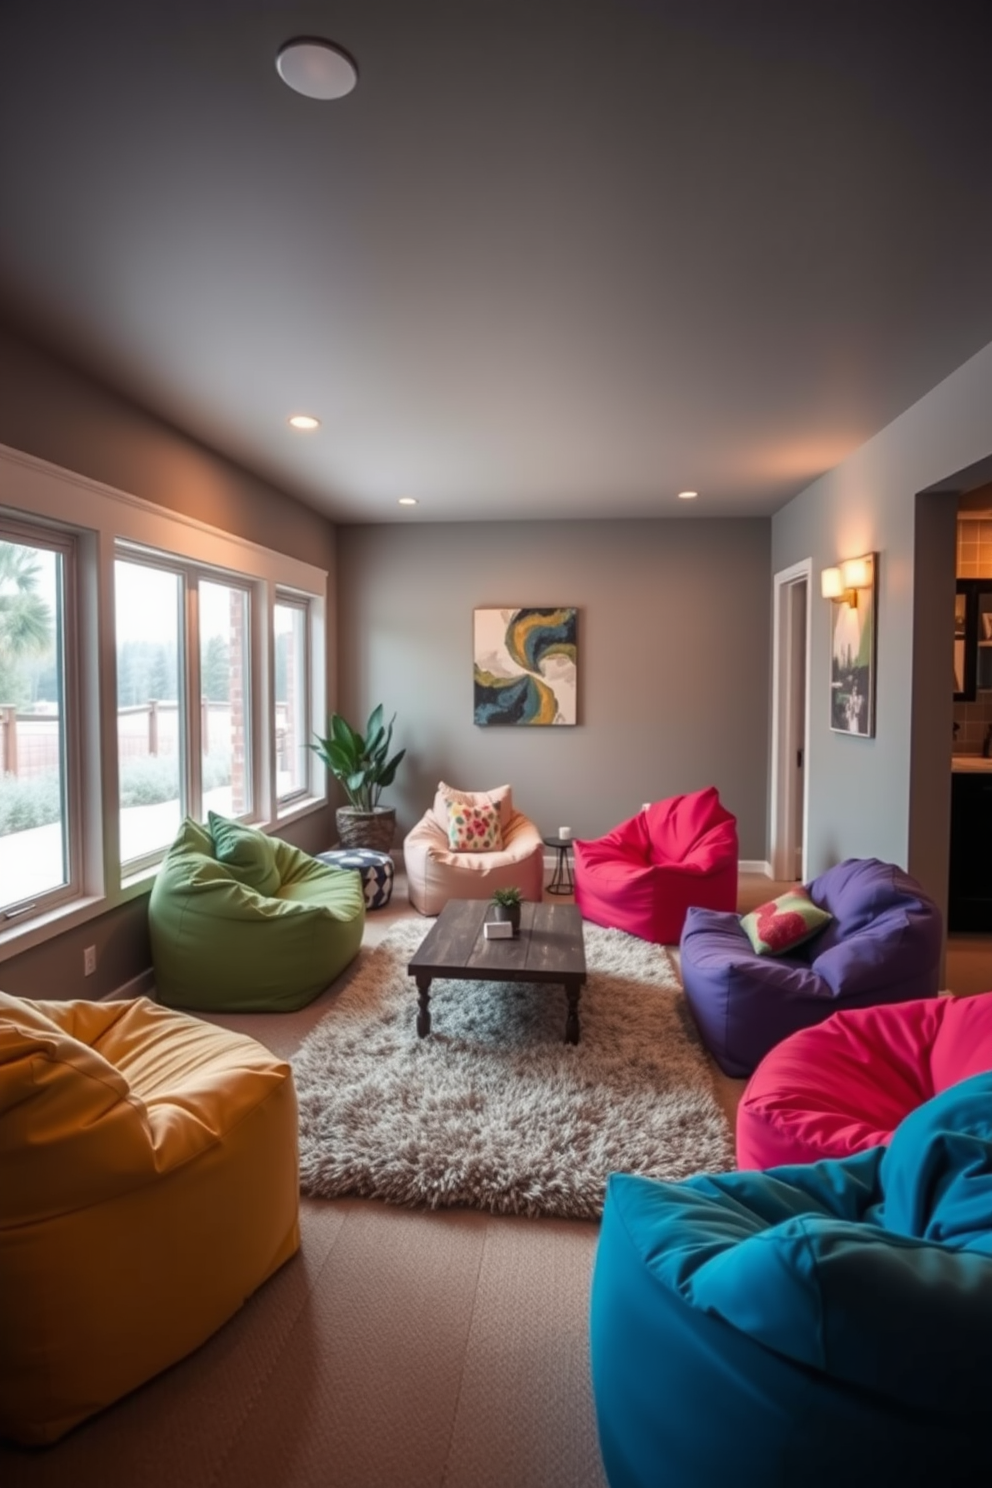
677,490,699,500
398,497,418,506
276,38,358,100
288,414,320,430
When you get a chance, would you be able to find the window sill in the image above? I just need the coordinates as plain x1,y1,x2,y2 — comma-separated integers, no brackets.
274,794,328,829
0,893,107,964
0,799,331,964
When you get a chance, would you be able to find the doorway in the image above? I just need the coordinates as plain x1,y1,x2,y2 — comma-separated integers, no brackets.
770,560,811,882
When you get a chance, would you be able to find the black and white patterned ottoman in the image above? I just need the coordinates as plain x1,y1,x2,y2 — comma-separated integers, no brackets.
316,848,394,910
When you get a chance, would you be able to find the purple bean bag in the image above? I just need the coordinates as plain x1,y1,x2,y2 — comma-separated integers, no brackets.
679,858,943,1078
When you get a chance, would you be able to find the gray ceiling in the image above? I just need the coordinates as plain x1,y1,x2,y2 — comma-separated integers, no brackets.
1,1,990,524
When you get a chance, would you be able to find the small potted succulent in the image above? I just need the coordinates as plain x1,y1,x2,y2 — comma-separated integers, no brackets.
489,885,523,935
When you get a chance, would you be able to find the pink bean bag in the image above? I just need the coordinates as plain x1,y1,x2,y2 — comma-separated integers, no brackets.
574,787,738,945
736,991,992,1170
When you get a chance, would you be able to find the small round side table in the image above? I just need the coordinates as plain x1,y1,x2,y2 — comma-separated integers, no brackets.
542,836,575,896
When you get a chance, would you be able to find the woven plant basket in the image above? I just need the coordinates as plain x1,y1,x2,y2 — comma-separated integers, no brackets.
335,806,396,852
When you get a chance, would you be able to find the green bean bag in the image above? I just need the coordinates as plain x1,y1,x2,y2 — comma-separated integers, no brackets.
149,816,365,1012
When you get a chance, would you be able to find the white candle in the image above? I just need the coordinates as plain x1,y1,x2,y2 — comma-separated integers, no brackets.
558,826,572,840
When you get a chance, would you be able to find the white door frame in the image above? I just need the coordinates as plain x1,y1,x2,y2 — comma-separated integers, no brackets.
770,559,812,881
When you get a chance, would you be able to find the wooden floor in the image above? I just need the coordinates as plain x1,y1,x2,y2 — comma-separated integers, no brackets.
943,931,992,997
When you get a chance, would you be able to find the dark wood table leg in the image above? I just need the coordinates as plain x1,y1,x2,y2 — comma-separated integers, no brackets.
416,974,433,1037
546,844,574,895
564,981,581,1044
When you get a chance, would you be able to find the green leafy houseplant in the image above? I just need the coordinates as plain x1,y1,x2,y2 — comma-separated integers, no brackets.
311,705,406,851
311,704,406,812
489,884,523,934
490,886,522,908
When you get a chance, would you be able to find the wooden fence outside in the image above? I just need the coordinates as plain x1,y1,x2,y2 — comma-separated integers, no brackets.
0,702,238,779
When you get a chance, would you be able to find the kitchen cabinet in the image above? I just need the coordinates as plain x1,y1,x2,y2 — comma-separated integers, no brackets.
948,767,992,930
954,579,992,701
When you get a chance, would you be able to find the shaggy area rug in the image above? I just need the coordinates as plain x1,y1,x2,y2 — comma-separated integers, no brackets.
291,920,734,1220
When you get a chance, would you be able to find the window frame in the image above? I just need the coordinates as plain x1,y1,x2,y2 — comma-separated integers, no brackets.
113,551,266,870
273,588,314,810
197,571,255,825
114,546,190,878
0,440,328,963
0,514,82,925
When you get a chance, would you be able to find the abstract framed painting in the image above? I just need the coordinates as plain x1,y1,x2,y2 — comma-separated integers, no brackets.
828,553,877,737
474,607,577,726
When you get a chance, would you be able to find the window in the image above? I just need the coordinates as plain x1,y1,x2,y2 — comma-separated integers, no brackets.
200,580,252,819
274,596,310,802
0,524,78,922
0,441,326,960
116,557,185,868
115,555,262,871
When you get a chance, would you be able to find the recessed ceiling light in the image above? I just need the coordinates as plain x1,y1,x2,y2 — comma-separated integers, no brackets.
677,490,699,500
398,497,418,507
276,38,358,100
288,414,320,430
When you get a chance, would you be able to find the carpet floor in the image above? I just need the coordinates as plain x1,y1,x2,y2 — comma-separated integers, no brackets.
292,919,734,1219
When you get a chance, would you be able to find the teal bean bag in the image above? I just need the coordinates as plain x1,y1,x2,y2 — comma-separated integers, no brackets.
590,1072,992,1488
149,816,365,1012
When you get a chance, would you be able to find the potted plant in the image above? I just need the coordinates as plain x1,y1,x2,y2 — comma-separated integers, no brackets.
489,885,523,935
310,704,406,851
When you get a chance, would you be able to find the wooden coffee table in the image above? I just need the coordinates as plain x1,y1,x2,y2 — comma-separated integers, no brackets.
407,899,587,1044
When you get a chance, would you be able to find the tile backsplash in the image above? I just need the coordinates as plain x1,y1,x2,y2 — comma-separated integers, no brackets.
953,696,992,754
957,518,992,578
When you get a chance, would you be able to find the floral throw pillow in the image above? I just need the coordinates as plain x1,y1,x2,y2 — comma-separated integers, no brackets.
740,887,832,956
446,799,503,852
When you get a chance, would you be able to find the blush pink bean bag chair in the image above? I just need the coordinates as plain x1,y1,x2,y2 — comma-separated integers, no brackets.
403,782,544,916
736,991,992,1170
574,787,738,945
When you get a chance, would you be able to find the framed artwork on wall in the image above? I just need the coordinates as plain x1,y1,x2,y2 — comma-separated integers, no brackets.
473,607,577,725
828,553,877,737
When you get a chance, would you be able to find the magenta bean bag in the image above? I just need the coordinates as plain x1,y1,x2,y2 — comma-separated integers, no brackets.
736,991,992,1170
574,787,738,945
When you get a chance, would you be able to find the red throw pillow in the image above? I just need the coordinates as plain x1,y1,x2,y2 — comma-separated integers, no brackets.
740,888,832,956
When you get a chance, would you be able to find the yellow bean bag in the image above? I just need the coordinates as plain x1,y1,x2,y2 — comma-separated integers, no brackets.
0,991,300,1445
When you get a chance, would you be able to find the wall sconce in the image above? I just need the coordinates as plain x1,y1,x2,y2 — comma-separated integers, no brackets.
821,553,874,608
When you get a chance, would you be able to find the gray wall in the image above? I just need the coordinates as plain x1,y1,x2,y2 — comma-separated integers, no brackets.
0,324,338,998
772,337,992,910
337,518,771,858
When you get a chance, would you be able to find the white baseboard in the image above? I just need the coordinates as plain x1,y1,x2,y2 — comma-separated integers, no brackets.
349,848,773,879
539,853,772,877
